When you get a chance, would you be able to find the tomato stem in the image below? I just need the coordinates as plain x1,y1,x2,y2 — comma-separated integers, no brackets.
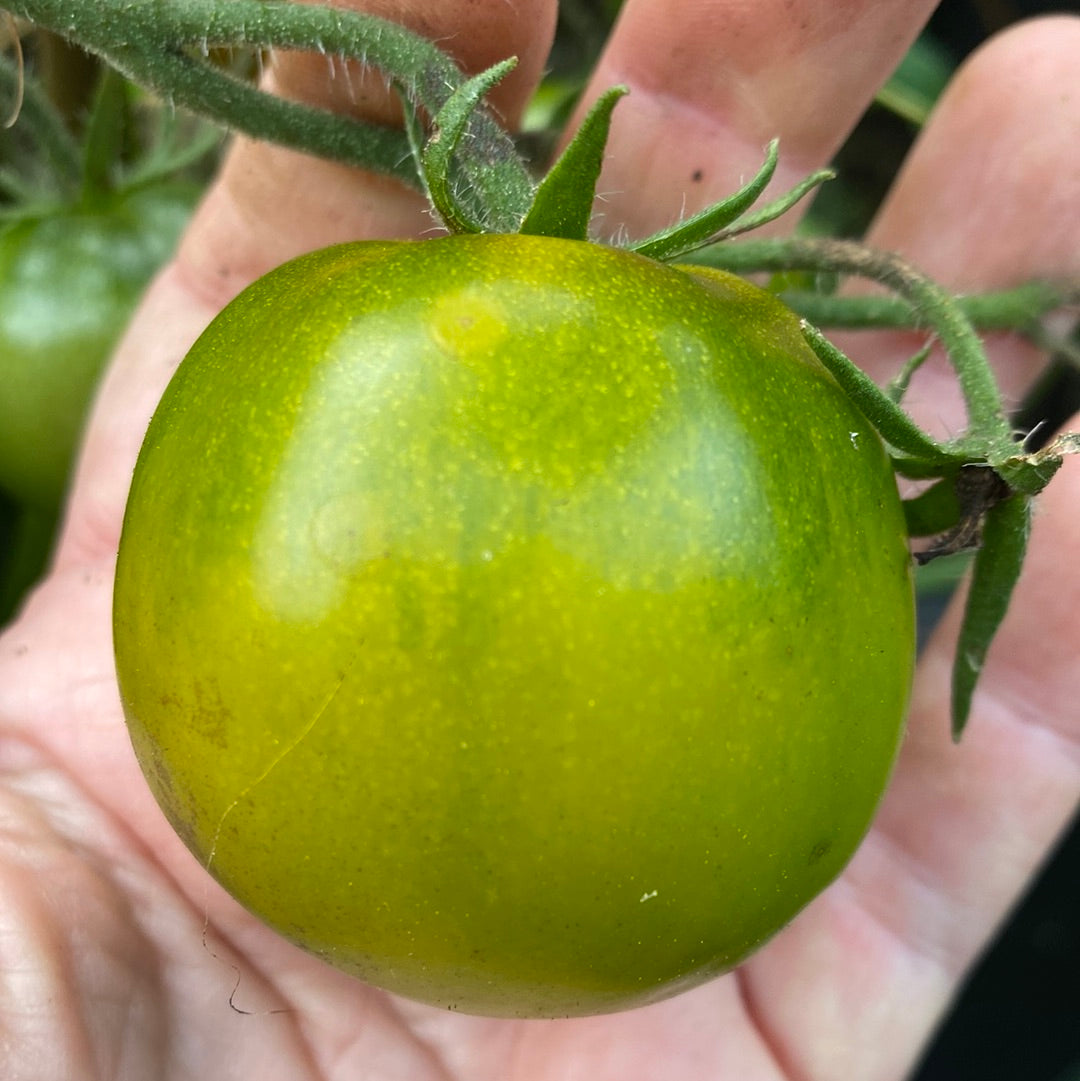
776,279,1078,335
9,0,534,231
691,236,1017,456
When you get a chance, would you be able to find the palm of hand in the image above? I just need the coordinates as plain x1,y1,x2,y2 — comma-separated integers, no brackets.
2,4,1079,1080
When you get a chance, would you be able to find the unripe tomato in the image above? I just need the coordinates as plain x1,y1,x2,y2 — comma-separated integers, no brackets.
114,233,915,1017
0,184,195,508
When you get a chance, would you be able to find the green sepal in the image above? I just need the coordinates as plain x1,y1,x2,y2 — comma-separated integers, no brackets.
629,139,779,261
419,57,522,235
717,167,834,241
903,477,962,537
889,455,968,481
800,322,960,467
886,343,934,404
518,84,627,240
951,492,1031,740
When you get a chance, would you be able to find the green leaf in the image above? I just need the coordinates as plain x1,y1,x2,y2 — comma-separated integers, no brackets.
951,493,1031,740
419,58,520,235
629,139,779,261
519,84,627,240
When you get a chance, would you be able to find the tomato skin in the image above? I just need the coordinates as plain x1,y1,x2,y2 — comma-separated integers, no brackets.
114,233,915,1017
0,184,195,508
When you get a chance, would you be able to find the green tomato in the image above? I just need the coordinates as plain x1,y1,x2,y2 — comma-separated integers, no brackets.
0,184,196,508
114,233,915,1017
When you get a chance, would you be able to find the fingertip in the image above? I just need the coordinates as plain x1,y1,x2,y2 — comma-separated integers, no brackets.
573,0,937,239
848,14,1080,430
867,13,1080,288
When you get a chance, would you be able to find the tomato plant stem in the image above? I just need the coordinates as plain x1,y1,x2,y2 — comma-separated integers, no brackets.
693,236,1017,456
9,0,534,231
778,280,1077,334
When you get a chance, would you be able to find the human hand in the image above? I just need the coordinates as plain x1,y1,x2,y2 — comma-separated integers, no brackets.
2,3,1078,1079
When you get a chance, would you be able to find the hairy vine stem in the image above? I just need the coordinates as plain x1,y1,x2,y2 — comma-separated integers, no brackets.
8,0,535,231
692,236,1019,456
779,279,1078,335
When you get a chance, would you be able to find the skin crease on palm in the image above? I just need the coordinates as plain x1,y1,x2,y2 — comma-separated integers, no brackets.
0,0,1078,1077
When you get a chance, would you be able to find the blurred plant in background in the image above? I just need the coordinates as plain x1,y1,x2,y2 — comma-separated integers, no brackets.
0,24,220,622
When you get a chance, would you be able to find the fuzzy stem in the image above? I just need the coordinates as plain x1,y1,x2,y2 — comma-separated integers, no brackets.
779,279,1077,333
693,236,1017,455
11,0,533,224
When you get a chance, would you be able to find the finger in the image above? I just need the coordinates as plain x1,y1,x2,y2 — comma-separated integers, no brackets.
571,0,938,240
853,8,1080,1025
740,443,1080,1081
54,0,557,569
848,14,1080,439
739,20,1080,1079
